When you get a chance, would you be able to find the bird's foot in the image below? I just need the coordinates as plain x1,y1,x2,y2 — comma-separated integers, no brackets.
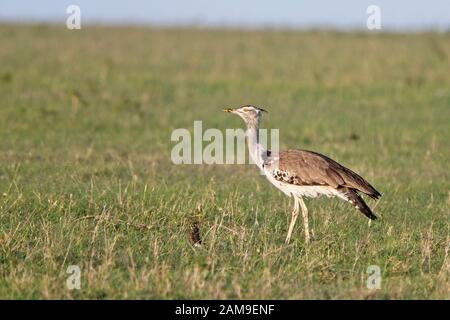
284,236,292,245
310,229,317,241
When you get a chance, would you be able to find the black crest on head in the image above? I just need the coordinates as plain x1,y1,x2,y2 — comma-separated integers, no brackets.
240,105,268,113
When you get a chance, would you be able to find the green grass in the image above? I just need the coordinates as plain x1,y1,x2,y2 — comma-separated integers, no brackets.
0,24,449,299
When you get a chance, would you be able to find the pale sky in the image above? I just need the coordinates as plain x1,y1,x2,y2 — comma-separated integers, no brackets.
0,0,449,31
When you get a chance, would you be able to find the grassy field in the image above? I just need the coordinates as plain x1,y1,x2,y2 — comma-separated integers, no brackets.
0,24,449,299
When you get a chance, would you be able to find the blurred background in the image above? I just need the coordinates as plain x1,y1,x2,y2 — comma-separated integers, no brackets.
1,0,450,31
0,1,449,299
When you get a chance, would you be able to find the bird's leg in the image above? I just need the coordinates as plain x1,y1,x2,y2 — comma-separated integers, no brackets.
298,197,310,243
285,196,300,244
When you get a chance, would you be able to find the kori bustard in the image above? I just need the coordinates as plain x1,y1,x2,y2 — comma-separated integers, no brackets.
224,105,381,244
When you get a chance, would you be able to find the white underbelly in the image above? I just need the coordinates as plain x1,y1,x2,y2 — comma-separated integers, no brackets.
264,170,345,199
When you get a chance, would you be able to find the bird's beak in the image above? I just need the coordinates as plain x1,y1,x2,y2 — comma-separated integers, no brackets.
223,108,234,113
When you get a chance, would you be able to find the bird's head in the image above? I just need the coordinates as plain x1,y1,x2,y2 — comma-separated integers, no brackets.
223,105,267,126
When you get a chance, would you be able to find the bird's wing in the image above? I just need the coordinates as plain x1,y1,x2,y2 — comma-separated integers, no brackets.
269,149,381,199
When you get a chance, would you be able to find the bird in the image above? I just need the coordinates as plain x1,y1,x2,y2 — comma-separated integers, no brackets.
223,105,381,244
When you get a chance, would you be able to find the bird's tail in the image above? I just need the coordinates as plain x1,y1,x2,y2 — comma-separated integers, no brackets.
339,187,377,220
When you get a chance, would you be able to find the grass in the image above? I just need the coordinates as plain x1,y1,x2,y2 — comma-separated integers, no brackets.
0,24,449,299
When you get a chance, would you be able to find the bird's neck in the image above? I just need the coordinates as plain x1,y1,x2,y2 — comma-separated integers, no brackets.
246,121,265,169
